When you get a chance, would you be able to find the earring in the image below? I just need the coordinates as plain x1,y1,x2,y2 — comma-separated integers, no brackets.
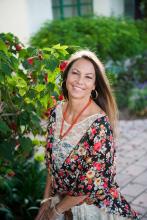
91,90,98,99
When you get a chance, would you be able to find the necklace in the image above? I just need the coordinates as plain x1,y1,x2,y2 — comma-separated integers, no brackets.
59,99,92,140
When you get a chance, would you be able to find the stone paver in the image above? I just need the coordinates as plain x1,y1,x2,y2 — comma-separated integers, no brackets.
117,119,147,219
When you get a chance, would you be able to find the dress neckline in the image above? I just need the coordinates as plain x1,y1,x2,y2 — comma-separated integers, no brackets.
59,101,106,126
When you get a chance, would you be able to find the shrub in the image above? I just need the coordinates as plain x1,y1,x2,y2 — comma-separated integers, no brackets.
0,160,46,220
0,33,68,170
30,16,146,62
128,83,147,116
0,32,69,219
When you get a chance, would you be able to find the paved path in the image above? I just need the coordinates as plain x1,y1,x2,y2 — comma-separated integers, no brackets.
116,119,147,219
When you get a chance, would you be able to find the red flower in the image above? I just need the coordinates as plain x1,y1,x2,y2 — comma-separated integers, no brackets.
15,44,22,51
9,122,17,132
93,162,102,171
7,170,15,177
27,57,34,65
65,157,70,164
44,73,48,83
94,142,101,151
91,127,97,135
47,142,52,149
109,188,119,198
84,141,89,149
44,107,52,118
80,175,85,181
58,94,64,101
59,61,68,72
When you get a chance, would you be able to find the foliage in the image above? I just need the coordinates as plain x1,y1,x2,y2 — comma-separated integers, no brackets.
109,52,147,115
0,32,68,172
0,159,46,220
128,83,147,116
0,32,69,219
30,16,146,62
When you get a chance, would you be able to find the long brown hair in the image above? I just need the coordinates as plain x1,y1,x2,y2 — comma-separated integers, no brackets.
62,50,118,136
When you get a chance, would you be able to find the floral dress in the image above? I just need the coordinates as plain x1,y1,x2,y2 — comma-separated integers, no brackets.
45,102,140,220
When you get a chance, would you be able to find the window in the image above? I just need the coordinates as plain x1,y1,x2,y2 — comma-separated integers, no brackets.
124,0,135,18
52,0,93,19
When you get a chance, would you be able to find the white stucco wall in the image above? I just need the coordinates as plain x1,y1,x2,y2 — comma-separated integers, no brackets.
93,0,124,17
0,0,53,44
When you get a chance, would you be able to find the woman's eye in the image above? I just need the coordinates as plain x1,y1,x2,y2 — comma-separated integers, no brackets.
86,76,93,79
72,71,78,75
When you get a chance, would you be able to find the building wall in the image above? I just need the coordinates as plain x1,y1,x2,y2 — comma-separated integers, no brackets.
93,0,124,17
0,0,53,44
0,0,126,44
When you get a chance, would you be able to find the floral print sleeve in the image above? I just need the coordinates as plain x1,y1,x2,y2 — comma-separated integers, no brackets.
67,119,115,199
45,106,140,220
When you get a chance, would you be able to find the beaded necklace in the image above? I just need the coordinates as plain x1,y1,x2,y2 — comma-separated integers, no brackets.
59,99,92,140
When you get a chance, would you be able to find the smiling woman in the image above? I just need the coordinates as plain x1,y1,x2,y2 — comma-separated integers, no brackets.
35,50,140,220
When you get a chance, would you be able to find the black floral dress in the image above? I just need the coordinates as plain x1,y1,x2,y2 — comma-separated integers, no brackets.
45,102,140,220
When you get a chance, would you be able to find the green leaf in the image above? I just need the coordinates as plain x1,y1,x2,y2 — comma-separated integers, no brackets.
15,76,27,88
19,88,27,96
0,139,15,160
40,94,50,109
35,84,46,92
52,44,61,49
0,120,11,134
0,39,8,54
1,63,12,75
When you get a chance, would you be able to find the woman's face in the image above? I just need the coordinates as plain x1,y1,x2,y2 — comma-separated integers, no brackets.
66,58,96,100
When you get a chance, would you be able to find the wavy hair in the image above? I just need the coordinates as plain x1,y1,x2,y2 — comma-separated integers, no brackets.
61,50,118,136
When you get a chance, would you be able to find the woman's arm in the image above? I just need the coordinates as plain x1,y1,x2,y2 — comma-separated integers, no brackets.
55,194,87,213
35,171,52,220
42,171,52,200
47,195,87,220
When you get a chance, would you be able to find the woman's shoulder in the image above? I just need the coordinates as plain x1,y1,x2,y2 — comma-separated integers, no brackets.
90,114,113,136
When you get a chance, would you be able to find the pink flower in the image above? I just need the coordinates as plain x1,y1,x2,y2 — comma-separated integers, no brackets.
94,142,101,151
59,61,68,72
73,155,78,160
103,181,108,188
87,185,92,190
104,199,110,206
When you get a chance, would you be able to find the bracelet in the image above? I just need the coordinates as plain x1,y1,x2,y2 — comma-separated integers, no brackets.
40,197,52,204
54,205,62,216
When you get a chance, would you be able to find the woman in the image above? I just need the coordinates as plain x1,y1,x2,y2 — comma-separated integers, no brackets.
35,50,140,220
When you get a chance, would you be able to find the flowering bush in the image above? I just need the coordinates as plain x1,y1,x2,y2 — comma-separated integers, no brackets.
0,32,68,219
0,32,68,168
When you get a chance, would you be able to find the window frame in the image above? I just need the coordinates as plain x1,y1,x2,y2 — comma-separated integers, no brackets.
52,0,93,19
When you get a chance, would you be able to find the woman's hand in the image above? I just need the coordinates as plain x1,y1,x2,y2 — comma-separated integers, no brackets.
35,201,51,220
46,207,59,220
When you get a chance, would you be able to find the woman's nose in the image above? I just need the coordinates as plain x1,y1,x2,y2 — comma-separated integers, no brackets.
78,75,84,84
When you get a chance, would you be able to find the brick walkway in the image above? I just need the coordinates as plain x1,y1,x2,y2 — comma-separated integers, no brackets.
116,119,147,219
